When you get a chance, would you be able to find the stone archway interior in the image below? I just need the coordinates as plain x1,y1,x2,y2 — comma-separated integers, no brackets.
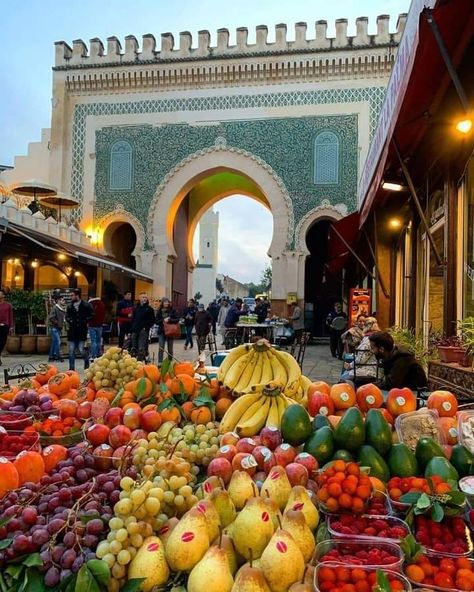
103,222,137,269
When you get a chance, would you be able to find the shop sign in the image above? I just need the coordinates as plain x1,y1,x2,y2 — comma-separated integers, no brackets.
349,288,372,326
358,0,437,212
286,292,298,304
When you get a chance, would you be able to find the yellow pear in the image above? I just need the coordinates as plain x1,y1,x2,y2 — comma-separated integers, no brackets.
165,507,210,572
228,470,256,510
187,544,234,592
284,486,319,531
232,562,271,592
261,466,292,510
197,476,222,499
262,496,282,531
221,534,238,575
259,529,305,592
128,536,169,592
195,499,221,542
288,566,314,592
281,510,315,562
158,517,179,545
210,488,237,527
232,497,274,560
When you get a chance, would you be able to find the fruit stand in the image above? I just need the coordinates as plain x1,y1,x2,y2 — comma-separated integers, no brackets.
0,341,473,592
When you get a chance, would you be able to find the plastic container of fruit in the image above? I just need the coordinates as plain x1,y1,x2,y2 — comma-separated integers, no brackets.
458,410,474,454
0,410,33,431
459,476,474,507
39,429,85,448
314,538,404,572
315,563,412,592
0,428,40,459
395,409,445,452
366,492,393,516
417,522,474,558
327,514,410,543
404,555,474,592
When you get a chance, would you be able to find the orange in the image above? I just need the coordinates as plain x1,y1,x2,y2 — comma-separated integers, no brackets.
0,457,19,497
174,362,195,377
160,407,181,423
216,398,233,419
405,564,425,583
14,451,45,485
190,407,212,425
435,482,452,494
95,387,118,402
207,378,220,399
136,364,161,383
330,383,356,410
182,401,195,419
169,374,196,397
134,377,154,397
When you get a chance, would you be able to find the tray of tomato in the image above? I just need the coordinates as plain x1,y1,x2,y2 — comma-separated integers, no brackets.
317,460,374,514
387,476,454,514
314,539,404,572
404,554,474,591
0,428,40,459
414,515,473,556
327,514,410,543
28,415,85,447
315,563,412,592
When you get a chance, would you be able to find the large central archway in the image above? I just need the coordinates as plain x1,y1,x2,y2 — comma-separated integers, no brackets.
147,143,295,310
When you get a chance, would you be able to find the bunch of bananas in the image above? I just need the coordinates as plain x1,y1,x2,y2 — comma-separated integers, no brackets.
218,383,295,436
217,340,309,405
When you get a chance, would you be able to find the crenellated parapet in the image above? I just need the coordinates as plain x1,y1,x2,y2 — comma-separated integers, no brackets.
54,15,407,68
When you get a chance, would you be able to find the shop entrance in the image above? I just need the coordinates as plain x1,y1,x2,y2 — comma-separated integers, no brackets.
103,222,137,296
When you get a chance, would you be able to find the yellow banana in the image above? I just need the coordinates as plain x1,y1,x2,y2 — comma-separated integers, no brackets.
260,351,274,384
224,349,257,391
236,397,271,437
274,349,301,386
299,374,312,394
218,391,262,433
265,396,280,428
275,394,287,425
266,349,288,386
239,350,264,394
235,396,266,426
217,343,252,382
233,349,258,394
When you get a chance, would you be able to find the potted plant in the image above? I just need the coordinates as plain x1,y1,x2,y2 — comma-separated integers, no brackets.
457,317,474,367
388,326,434,369
434,333,466,364
7,290,49,354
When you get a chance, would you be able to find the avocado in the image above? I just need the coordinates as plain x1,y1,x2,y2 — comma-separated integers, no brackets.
358,445,391,482
303,426,334,464
365,409,392,456
281,404,312,446
450,445,474,477
415,437,446,472
332,449,354,462
425,456,459,482
313,415,331,431
388,443,419,478
333,407,365,452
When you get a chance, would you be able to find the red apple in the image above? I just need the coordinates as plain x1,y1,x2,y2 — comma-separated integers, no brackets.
252,436,262,446
232,453,258,476
92,444,114,470
252,446,273,471
109,425,132,449
294,452,319,476
274,443,297,467
236,437,257,454
86,423,110,447
220,432,240,446
123,407,141,430
216,444,237,462
207,457,233,484
112,446,128,468
140,410,162,432
308,391,335,418
76,401,92,420
262,451,277,473
285,462,309,486
306,479,318,496
104,407,124,428
259,426,282,450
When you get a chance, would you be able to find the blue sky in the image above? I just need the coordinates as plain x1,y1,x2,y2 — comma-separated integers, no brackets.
1,0,409,283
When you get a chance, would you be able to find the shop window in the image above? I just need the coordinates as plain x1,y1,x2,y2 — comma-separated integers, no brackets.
464,157,474,317
314,131,339,185
110,141,133,190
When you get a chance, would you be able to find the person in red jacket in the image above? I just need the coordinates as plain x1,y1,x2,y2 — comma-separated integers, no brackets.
116,291,133,349
0,289,13,366
88,296,106,359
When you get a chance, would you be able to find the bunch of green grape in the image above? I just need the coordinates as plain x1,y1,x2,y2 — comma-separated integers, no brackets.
84,346,142,390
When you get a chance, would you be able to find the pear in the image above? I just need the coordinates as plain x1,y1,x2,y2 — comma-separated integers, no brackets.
261,466,292,510
165,507,210,572
259,529,305,592
262,496,282,531
187,544,234,592
197,476,222,499
221,534,238,575
232,497,274,560
281,510,315,562
284,486,320,531
228,470,256,510
288,566,314,592
195,499,221,542
232,561,271,592
128,536,169,592
158,517,179,545
210,488,237,527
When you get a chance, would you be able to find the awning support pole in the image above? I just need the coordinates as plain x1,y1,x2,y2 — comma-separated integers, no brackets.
423,8,470,112
329,225,377,282
392,138,444,267
364,227,390,299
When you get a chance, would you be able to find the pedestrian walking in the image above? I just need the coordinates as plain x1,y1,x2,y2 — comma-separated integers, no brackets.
195,303,213,353
88,295,106,360
217,299,229,345
48,295,65,362
66,289,94,371
130,293,155,361
207,300,219,335
326,302,348,359
155,297,179,363
116,291,134,349
182,299,197,350
0,288,14,366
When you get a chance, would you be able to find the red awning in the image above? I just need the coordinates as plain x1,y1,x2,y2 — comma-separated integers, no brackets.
326,212,360,275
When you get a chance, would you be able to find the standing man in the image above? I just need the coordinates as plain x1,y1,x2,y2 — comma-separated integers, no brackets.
289,301,304,343
88,295,106,360
66,289,94,371
48,295,66,362
116,291,134,349
195,303,213,353
326,302,348,359
130,293,156,361
0,289,13,366
207,301,220,335
182,299,197,350
224,297,245,329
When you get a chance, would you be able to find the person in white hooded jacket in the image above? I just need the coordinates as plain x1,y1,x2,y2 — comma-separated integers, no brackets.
48,295,66,362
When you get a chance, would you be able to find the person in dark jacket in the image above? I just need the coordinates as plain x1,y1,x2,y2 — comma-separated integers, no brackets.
48,295,66,362
224,298,245,328
207,301,220,335
116,291,133,349
66,289,94,371
130,293,156,361
155,297,179,363
195,303,213,353
182,299,197,350
326,302,348,359
369,331,427,390
88,296,106,359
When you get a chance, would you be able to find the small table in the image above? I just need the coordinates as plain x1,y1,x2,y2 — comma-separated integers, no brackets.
236,322,278,343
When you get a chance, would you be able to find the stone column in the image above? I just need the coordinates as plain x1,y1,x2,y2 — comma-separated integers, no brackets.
271,250,307,317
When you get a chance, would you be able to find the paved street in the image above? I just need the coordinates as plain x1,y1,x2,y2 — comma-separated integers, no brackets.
1,340,342,386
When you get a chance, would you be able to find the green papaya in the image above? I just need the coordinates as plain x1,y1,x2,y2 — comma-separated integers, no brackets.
388,443,419,478
313,415,331,431
358,445,390,482
450,445,474,478
415,437,446,472
281,404,312,446
365,409,392,456
303,426,334,464
425,456,459,482
333,407,365,452
332,449,354,462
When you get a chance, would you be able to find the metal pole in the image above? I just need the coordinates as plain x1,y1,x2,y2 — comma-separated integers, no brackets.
423,8,470,112
364,228,390,299
329,224,377,282
392,138,444,267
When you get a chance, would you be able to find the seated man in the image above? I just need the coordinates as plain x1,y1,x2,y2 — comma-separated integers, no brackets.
368,331,427,391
